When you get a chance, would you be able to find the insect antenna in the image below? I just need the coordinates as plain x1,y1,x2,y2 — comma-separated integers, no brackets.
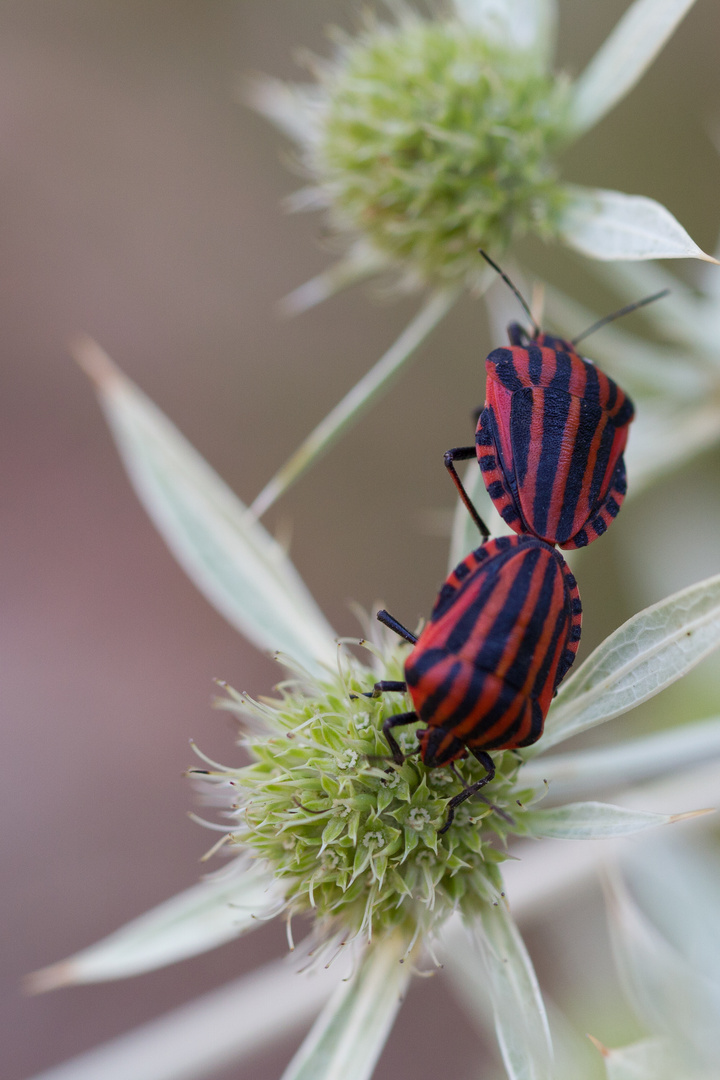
376,609,418,645
571,288,670,346
479,249,541,339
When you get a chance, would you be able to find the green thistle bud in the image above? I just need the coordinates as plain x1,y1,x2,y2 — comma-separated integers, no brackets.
311,14,570,287
201,641,542,948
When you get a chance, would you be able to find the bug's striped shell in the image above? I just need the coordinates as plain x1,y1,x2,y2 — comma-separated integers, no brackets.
404,535,581,766
476,335,634,549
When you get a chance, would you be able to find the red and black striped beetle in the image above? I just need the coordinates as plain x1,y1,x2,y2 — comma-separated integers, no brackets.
366,533,582,832
445,253,666,550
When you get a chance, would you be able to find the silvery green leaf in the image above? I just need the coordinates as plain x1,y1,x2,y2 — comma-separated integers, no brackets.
26,862,281,991
625,402,720,493
558,186,718,262
279,245,390,315
472,903,553,1080
74,339,338,674
605,872,720,1068
25,958,344,1080
453,0,556,63
443,921,602,1080
621,835,720,988
592,1036,695,1080
244,77,325,146
538,572,720,751
524,801,701,840
250,287,461,518
450,765,717,936
568,0,700,135
522,716,720,802
281,934,410,1080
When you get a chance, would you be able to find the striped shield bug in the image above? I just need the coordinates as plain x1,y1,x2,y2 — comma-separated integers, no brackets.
365,533,582,833
445,252,668,550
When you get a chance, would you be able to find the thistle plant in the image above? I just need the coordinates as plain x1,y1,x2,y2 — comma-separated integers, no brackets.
25,3,720,1080
28,340,720,1080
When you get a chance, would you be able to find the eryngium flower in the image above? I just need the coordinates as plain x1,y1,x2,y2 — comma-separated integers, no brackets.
199,640,539,952
309,17,569,289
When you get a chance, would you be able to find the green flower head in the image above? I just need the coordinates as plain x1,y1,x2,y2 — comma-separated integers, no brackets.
312,15,570,289
251,0,714,322
203,640,541,949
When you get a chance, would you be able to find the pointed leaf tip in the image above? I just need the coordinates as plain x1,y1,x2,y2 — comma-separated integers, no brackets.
24,960,77,996
669,807,715,824
77,345,337,670
559,186,717,263
587,1033,610,1057
70,334,122,390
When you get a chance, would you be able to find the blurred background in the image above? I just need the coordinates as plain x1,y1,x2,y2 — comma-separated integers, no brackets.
3,2,720,1078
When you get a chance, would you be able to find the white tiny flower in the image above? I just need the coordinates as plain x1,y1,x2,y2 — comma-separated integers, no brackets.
407,807,432,831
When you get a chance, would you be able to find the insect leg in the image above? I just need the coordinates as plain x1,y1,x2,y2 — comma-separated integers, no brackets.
383,711,419,765
349,612,414,700
356,679,407,700
438,751,495,834
444,447,490,540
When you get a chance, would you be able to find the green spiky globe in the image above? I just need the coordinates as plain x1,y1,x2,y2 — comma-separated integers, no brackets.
213,643,540,944
315,16,570,285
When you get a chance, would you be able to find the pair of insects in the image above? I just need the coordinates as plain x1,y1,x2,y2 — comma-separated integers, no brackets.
364,253,666,832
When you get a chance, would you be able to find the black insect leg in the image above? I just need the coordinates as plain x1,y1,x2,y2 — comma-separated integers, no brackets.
444,447,490,540
355,611,418,764
350,610,414,704
383,712,420,766
438,751,495,834
359,680,407,699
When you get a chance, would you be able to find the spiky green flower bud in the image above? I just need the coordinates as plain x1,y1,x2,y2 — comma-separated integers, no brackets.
201,641,542,949
311,15,570,287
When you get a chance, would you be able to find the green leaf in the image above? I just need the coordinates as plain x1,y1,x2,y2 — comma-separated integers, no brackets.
625,402,720,493
568,0,700,135
605,872,720,1069
281,933,411,1080
524,801,702,840
26,862,281,990
250,287,460,518
558,186,718,263
622,835,720,992
453,0,557,64
75,338,337,674
244,76,324,146
592,1036,697,1080
279,244,390,316
538,572,720,752
522,716,720,802
24,959,343,1080
472,903,554,1080
585,259,720,353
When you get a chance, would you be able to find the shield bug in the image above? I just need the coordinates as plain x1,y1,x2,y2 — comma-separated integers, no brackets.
445,252,667,549
365,533,582,832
